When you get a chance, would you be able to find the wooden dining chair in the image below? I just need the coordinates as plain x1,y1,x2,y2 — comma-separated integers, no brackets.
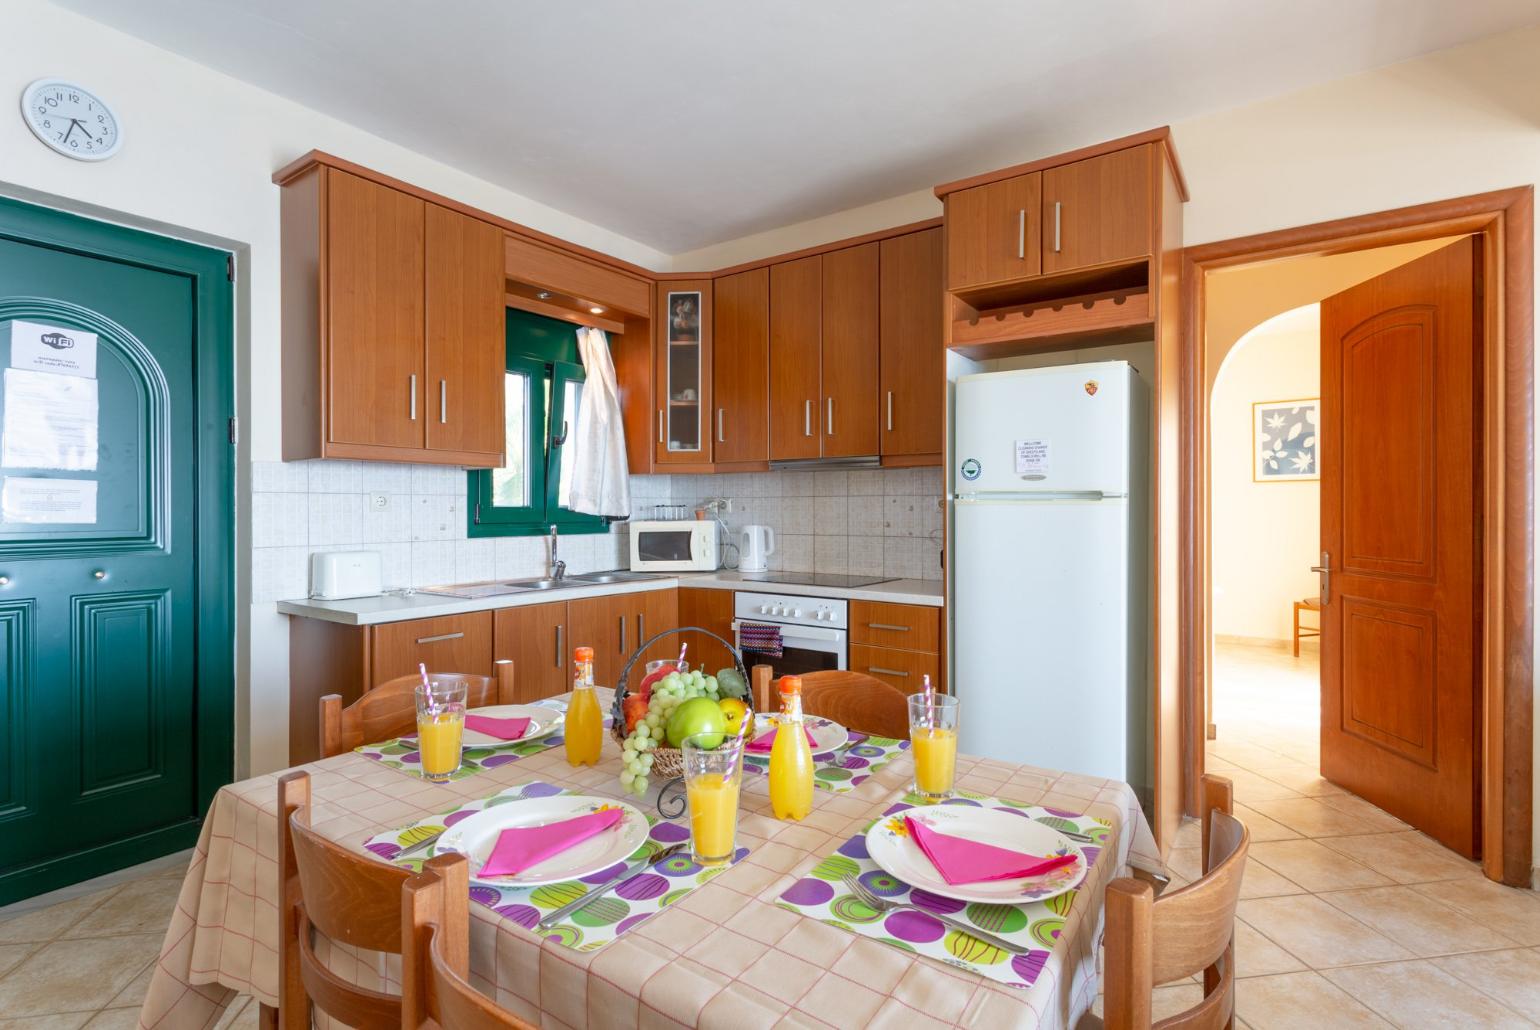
402,852,537,1029
1084,774,1249,1030
750,665,913,739
319,662,516,758
266,770,412,1030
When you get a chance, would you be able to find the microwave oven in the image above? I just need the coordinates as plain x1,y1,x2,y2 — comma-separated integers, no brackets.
629,520,719,572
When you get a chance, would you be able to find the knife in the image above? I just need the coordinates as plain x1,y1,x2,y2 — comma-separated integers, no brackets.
395,829,447,860
537,841,688,931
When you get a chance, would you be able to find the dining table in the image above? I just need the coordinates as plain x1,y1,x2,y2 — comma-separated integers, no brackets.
137,688,1161,1029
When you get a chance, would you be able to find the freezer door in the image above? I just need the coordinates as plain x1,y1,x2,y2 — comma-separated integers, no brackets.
952,497,1134,781
954,362,1131,495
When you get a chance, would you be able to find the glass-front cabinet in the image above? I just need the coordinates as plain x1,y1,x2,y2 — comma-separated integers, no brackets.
654,281,713,465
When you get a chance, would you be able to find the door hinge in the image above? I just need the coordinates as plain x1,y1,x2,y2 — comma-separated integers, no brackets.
226,254,236,282
227,416,238,445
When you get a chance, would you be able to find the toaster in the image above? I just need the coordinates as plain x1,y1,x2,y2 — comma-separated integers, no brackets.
310,550,383,600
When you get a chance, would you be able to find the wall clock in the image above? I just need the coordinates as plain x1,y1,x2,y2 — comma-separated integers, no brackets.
20,79,122,161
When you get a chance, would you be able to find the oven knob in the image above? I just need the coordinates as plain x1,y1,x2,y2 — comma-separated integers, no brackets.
792,609,802,618
775,606,788,616
814,610,826,621
758,604,770,615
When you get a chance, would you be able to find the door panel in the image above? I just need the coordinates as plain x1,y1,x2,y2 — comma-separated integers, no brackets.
493,602,567,702
1320,237,1479,857
945,172,1042,290
568,593,626,687
768,256,822,460
655,282,713,464
1041,146,1152,275
712,268,769,463
821,243,880,458
370,612,493,685
678,587,736,675
880,228,944,458
634,588,679,668
425,204,504,461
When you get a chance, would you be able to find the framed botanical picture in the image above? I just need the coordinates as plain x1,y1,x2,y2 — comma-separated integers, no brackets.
1253,398,1319,481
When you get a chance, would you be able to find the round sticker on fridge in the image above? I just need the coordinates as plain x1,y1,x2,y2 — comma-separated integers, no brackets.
960,458,981,481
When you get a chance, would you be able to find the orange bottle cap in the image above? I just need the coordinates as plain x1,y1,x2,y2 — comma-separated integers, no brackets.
778,675,802,696
574,646,594,661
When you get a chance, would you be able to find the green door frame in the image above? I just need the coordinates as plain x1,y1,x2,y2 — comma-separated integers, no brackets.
0,196,234,900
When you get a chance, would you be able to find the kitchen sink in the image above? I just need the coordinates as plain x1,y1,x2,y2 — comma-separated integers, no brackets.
569,571,663,585
503,577,572,590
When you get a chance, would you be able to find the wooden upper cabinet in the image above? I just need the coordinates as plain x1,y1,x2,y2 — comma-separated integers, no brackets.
1041,144,1153,275
945,171,1041,291
880,228,944,458
821,243,881,458
768,255,823,461
655,281,713,465
711,267,770,464
425,204,505,463
325,168,425,452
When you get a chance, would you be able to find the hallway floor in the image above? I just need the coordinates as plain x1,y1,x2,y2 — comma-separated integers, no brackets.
1183,641,1540,1027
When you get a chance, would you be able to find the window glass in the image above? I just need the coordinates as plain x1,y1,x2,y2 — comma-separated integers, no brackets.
490,370,530,508
556,378,583,509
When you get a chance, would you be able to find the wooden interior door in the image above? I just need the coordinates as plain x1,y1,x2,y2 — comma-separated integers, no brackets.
712,267,769,463
821,243,880,457
768,255,823,460
325,168,424,450
944,171,1041,290
1319,237,1480,857
493,602,568,702
1040,146,1151,275
880,228,944,457
424,204,505,463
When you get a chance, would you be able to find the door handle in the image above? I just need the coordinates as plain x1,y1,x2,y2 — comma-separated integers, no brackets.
637,613,644,647
409,374,418,420
1053,201,1062,253
92,570,106,580
717,407,725,443
1310,551,1331,605
886,391,894,432
1016,208,1025,259
439,380,447,424
804,399,813,437
657,409,664,444
554,624,563,667
618,614,626,655
416,631,464,645
826,397,834,436
867,622,910,632
868,666,909,678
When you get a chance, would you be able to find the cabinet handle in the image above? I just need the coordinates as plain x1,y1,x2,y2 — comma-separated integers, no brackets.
439,380,447,424
868,666,909,678
1016,208,1026,259
716,408,725,443
618,614,627,655
1053,201,1062,253
637,612,645,645
826,397,834,436
554,624,563,667
886,391,894,432
409,374,418,420
657,409,664,444
804,399,812,437
416,631,464,644
867,622,910,632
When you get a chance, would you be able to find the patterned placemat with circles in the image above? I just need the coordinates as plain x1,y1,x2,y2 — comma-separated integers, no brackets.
740,731,910,794
364,780,745,953
354,699,602,781
775,788,1112,988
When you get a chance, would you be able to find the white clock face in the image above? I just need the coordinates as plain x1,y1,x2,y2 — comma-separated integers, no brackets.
21,79,121,161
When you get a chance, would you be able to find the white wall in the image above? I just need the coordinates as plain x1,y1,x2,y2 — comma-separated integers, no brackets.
1210,306,1321,643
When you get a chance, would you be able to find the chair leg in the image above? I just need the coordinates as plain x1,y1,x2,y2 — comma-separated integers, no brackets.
258,1002,278,1029
1292,603,1301,657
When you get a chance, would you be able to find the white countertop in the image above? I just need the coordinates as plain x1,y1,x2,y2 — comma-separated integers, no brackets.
276,571,944,626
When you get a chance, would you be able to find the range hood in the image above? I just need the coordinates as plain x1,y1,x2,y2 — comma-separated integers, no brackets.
768,455,881,471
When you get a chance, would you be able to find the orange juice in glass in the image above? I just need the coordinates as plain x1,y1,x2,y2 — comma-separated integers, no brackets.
908,690,959,800
414,680,467,783
682,732,743,865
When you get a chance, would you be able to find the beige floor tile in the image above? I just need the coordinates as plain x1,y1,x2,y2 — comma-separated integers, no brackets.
1234,971,1392,1028
1319,885,1521,957
0,1016,93,1029
1167,847,1202,883
1150,983,1204,1021
1173,817,1202,849
1237,858,1309,901
80,1012,137,1030
0,934,160,1017
1411,880,1540,946
1247,797,1399,838
1314,794,1411,830
1234,919,1308,978
1316,832,1482,885
0,891,116,945
218,999,260,1030
104,963,154,1010
1433,948,1540,1018
67,878,183,939
1322,960,1534,1027
1232,804,1304,842
1237,896,1412,968
1246,763,1345,797
1248,839,1392,893
0,944,34,978
1226,771,1306,804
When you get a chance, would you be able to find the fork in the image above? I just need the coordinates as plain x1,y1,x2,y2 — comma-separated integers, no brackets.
840,875,1029,954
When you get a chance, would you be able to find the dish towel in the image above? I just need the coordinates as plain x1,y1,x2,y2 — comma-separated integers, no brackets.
479,808,624,877
564,326,631,518
746,723,819,754
737,621,783,658
463,714,532,741
903,815,1079,885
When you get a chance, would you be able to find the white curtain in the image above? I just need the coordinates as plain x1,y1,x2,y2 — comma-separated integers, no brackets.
565,326,631,517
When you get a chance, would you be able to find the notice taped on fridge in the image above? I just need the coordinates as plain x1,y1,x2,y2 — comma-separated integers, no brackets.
2,477,97,524
1014,439,1049,478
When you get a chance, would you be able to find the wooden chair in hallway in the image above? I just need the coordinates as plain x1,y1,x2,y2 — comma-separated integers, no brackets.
264,770,412,1030
318,662,516,758
1292,598,1320,657
1082,775,1249,1030
401,852,538,1029
751,665,912,739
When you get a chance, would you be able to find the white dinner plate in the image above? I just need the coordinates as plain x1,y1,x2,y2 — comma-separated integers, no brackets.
434,794,649,888
460,704,564,748
750,713,849,755
865,805,1088,905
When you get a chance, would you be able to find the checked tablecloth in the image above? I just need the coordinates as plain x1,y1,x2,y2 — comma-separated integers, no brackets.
138,689,1159,1029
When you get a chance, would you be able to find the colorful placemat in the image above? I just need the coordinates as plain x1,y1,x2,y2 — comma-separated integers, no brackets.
775,788,1112,988
364,780,746,953
741,729,910,794
355,698,576,781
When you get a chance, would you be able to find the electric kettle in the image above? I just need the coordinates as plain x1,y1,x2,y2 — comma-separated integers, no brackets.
740,524,775,573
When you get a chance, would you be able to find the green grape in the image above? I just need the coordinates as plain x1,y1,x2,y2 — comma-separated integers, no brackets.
633,776,648,796
619,769,635,786
651,725,664,741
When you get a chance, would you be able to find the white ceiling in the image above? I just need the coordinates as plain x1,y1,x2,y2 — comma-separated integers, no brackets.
50,0,1540,256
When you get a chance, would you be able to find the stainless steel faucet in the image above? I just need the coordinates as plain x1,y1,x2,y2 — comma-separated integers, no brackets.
549,524,566,580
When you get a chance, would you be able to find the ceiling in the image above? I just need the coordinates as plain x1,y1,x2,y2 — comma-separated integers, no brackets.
51,0,1540,256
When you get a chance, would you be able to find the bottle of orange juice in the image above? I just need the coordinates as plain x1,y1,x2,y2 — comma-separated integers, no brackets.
564,646,603,766
769,675,814,821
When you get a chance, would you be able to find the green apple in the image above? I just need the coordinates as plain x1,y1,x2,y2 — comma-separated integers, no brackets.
666,697,728,749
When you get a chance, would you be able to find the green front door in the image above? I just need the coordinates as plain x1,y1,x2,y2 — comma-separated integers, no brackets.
0,198,233,904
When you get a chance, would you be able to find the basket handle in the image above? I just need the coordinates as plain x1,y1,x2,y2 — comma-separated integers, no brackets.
616,625,748,696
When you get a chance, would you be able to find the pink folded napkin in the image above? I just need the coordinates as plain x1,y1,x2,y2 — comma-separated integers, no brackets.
746,723,819,754
463,714,532,741
904,815,1079,885
479,808,623,877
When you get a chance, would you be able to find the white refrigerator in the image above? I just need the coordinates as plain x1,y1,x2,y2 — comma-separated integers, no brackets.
950,361,1150,798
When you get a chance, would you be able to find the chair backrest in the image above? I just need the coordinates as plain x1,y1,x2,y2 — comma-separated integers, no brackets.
402,853,536,1029
1102,774,1249,1030
319,663,515,758
751,664,912,740
276,771,412,1030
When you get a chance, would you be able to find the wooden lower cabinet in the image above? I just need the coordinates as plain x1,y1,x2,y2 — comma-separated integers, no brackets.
493,602,568,702
567,589,680,689
371,612,493,684
678,587,737,676
850,600,941,653
634,588,680,669
850,643,940,695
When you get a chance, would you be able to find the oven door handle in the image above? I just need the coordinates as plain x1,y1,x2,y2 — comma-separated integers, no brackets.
731,620,846,644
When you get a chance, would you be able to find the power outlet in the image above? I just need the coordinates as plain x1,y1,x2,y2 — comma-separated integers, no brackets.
369,493,390,511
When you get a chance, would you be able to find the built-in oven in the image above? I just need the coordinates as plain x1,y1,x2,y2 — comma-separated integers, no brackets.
732,591,848,679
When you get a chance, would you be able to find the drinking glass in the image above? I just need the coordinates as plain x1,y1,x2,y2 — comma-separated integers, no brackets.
908,693,960,800
415,680,467,783
681,733,744,865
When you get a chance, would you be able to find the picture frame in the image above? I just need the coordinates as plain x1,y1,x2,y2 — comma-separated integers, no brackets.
1252,398,1319,482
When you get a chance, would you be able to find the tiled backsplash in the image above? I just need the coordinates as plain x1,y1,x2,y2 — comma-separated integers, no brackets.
251,462,943,603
